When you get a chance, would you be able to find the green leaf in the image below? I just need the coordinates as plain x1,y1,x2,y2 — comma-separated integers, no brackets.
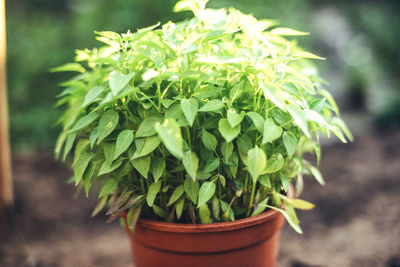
98,160,123,176
82,86,106,107
309,165,325,185
218,174,226,188
270,27,309,36
176,197,185,219
262,119,282,144
173,0,207,15
183,151,199,180
228,152,239,177
73,139,90,165
103,142,115,164
259,175,271,187
132,155,151,178
247,146,266,183
286,104,310,137
305,109,330,127
153,204,168,218
184,177,199,204
218,118,240,143
109,71,135,96
51,62,85,73
313,143,321,165
332,117,353,142
237,135,253,154
89,128,99,149
281,173,290,192
132,136,161,159
146,180,162,207
221,142,233,163
69,112,99,133
99,179,118,198
227,108,245,128
203,158,220,173
82,163,96,197
263,204,303,234
199,204,211,224
251,197,269,216
197,181,216,207
142,69,160,81
279,194,315,210
294,51,325,60
55,130,68,159
320,89,339,115
202,129,217,151
73,152,94,185
264,153,284,174
98,110,119,144
246,112,264,133
165,103,183,120
114,130,134,160
220,199,234,221
62,132,76,161
198,99,224,112
95,31,121,40
167,185,185,206
150,157,166,183
128,204,143,232
212,196,220,219
229,81,244,101
106,190,134,215
136,116,163,137
283,132,297,158
260,83,286,111
193,85,224,99
120,195,145,211
155,119,184,159
91,196,109,217
181,99,198,127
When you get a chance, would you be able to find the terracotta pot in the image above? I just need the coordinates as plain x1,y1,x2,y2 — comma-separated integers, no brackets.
123,208,286,267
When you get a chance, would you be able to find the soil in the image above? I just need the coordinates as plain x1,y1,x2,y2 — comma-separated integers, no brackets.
1,129,400,267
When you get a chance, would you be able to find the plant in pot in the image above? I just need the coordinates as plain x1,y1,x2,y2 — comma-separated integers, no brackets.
54,0,352,266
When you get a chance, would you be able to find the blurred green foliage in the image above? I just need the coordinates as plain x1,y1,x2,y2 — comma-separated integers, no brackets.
6,0,400,150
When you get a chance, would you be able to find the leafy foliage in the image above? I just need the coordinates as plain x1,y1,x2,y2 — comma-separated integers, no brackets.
55,0,351,233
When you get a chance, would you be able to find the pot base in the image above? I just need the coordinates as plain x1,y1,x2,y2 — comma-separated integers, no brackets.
124,210,285,267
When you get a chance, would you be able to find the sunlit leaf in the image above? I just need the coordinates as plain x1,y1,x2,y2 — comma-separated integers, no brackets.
155,119,184,159
114,130,134,160
146,180,163,207
109,71,135,96
262,119,282,144
247,146,266,183
99,179,118,198
202,129,217,151
183,151,199,180
197,181,216,207
98,110,119,144
181,98,198,127
218,118,240,143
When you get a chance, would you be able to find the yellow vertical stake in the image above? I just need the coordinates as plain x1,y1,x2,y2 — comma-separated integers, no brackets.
0,0,13,209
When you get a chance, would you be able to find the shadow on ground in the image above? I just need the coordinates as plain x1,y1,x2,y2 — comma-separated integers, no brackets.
1,130,400,267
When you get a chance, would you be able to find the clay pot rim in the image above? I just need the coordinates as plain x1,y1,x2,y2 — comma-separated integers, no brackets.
137,208,280,233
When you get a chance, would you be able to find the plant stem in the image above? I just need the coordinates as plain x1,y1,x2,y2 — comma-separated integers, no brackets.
157,81,162,110
140,178,146,195
186,126,192,148
244,172,249,195
247,181,257,217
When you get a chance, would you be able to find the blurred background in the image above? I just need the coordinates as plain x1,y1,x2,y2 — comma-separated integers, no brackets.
1,0,400,266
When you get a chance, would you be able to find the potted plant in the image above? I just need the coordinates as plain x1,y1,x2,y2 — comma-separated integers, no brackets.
54,0,352,266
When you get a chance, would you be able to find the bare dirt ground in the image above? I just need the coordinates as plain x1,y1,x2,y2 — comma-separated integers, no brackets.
1,129,400,267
